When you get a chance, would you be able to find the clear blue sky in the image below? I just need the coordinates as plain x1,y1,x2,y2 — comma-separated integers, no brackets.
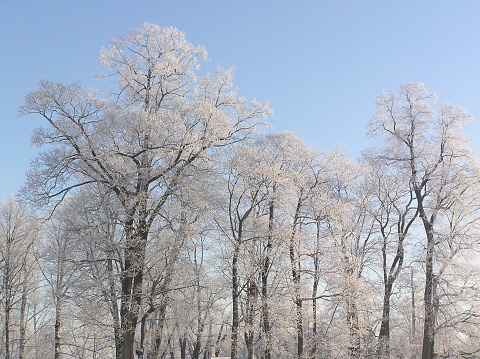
2,0,480,201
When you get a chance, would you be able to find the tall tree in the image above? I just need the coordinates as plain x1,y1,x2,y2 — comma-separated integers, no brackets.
368,83,479,359
0,197,39,359
323,154,375,359
19,24,269,359
250,132,319,359
361,154,418,359
215,141,266,359
39,200,89,359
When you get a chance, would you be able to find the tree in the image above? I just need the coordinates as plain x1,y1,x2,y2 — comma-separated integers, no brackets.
0,196,39,359
215,140,267,359
19,23,270,359
274,135,322,359
39,199,93,359
321,153,375,359
62,188,124,359
361,154,418,359
368,83,480,359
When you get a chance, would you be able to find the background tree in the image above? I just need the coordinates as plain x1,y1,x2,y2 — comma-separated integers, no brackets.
214,139,267,359
361,153,418,359
0,197,39,359
322,153,376,359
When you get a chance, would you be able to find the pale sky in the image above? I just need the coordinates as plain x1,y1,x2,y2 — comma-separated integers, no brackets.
2,0,480,201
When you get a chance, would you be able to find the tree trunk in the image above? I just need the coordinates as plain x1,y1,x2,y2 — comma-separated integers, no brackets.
19,271,28,359
295,296,304,359
123,330,136,359
421,231,435,359
153,301,168,359
410,268,416,353
416,197,436,359
192,314,206,359
140,311,150,357
192,339,201,359
214,324,224,357
310,280,318,359
290,243,304,359
261,201,274,359
290,201,303,359
308,220,321,359
33,300,39,359
377,283,392,359
192,275,207,359
121,215,149,359
244,278,256,359
4,293,11,359
167,337,175,359
179,334,187,359
231,241,241,359
4,263,11,359
347,296,360,359
54,298,62,359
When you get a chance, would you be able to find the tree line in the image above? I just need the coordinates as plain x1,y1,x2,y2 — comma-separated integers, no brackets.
1,23,480,359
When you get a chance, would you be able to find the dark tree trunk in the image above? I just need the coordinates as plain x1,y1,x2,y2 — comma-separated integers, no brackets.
179,334,187,359
231,241,241,359
192,339,201,359
214,324,224,357
19,283,28,359
377,231,408,359
308,220,321,359
121,221,138,359
121,210,149,359
5,293,11,359
378,283,392,358
4,261,11,359
290,240,304,359
192,315,206,359
309,280,318,359
244,278,256,359
261,201,274,359
192,277,207,359
415,189,437,359
153,301,168,359
289,201,303,359
421,229,435,359
288,198,303,359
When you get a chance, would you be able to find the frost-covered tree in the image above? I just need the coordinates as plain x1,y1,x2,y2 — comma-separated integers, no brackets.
214,139,268,359
368,83,480,359
269,134,324,359
0,197,40,359
19,24,270,359
320,152,376,359
361,153,418,359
